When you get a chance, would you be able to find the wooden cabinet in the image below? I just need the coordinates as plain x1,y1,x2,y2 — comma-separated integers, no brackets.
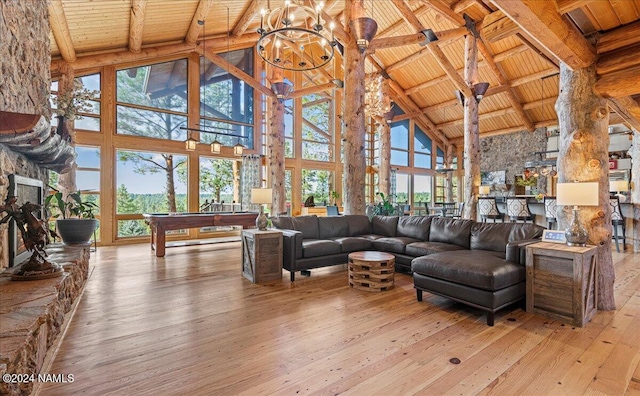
242,229,283,284
525,242,598,327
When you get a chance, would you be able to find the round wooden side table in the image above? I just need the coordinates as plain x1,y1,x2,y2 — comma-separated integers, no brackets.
348,251,395,292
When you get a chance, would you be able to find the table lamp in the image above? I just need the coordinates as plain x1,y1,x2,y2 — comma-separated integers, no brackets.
609,180,629,203
556,182,599,246
251,188,272,231
479,185,490,196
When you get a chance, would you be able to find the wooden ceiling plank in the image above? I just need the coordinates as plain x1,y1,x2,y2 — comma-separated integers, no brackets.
491,0,596,69
493,43,528,62
597,20,640,54
608,97,640,131
129,0,148,54
556,0,598,15
452,0,481,14
428,43,473,97
405,75,450,95
200,43,274,98
232,0,265,37
594,64,640,98
515,32,560,68
477,40,535,131
421,0,466,26
510,68,558,87
480,10,521,42
596,43,640,75
48,0,77,62
184,0,216,45
392,0,424,29
305,0,350,44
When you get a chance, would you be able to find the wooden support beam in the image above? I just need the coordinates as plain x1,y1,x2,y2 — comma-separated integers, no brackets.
369,33,426,51
493,43,528,62
480,10,521,43
305,0,350,44
427,43,473,97
597,21,640,54
463,34,480,220
184,0,215,45
129,0,148,54
595,64,640,98
201,45,274,98
608,97,640,131
491,0,596,69
450,119,558,144
452,0,479,14
288,82,339,99
232,0,265,37
422,0,466,26
477,40,535,131
48,0,76,62
596,43,640,76
510,68,558,87
391,0,423,30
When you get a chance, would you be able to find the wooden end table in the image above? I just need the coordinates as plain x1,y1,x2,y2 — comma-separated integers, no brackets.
348,251,395,292
242,229,283,284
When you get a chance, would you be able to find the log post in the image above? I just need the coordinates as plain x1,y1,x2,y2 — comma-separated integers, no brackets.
342,0,366,215
462,34,480,220
631,131,640,252
555,62,615,311
445,144,455,202
268,68,286,216
377,117,391,198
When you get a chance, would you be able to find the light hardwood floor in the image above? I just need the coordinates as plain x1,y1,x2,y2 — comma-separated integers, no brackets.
39,242,640,395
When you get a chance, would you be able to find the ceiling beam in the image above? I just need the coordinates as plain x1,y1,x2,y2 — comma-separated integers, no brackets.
48,0,76,63
305,0,350,44
596,43,640,76
199,44,274,98
509,68,558,87
480,10,521,43
288,82,339,99
184,0,215,45
491,0,596,69
128,0,148,54
594,64,640,98
232,0,265,37
555,0,598,14
608,97,640,131
450,119,557,144
597,20,640,54
421,0,466,26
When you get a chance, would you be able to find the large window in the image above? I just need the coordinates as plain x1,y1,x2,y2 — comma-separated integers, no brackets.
51,73,101,132
413,174,432,205
199,157,236,208
302,169,332,205
200,49,254,149
116,59,188,142
414,126,432,169
390,120,409,166
395,173,410,203
116,150,187,237
302,93,333,161
284,97,294,158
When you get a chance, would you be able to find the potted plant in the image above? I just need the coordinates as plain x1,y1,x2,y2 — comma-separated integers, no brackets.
330,190,340,206
372,192,397,216
45,189,99,244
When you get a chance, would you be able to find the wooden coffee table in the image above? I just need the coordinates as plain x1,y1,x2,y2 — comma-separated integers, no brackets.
348,251,395,292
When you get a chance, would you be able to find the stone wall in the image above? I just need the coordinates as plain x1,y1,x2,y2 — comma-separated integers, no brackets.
0,0,51,117
480,128,548,193
0,0,52,271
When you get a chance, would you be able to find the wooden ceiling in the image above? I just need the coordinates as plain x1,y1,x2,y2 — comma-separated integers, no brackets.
48,0,640,146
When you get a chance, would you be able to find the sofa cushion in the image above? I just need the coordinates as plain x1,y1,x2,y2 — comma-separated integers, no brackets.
302,239,341,258
428,217,474,249
471,222,544,252
319,216,350,239
371,216,399,237
372,237,419,254
405,241,467,257
345,215,372,236
271,216,294,230
292,215,320,240
331,236,373,253
411,250,522,291
397,216,432,241
358,234,384,241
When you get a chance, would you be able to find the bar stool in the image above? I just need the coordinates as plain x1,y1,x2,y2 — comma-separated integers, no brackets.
610,196,626,252
543,196,557,229
478,197,503,222
506,197,534,223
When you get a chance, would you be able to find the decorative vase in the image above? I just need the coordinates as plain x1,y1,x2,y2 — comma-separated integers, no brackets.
255,206,268,230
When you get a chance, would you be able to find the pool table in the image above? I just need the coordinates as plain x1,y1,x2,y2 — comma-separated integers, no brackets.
143,212,258,257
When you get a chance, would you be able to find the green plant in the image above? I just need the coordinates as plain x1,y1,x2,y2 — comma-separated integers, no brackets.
515,176,538,188
330,190,340,205
45,188,98,219
373,192,396,216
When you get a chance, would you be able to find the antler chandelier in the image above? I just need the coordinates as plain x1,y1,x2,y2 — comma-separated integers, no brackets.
365,74,392,117
256,0,336,72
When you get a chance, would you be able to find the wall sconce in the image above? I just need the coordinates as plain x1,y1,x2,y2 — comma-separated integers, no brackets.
350,17,378,52
556,182,599,246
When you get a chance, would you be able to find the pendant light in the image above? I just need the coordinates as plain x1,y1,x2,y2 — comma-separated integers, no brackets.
185,136,198,151
210,134,221,154
233,139,243,156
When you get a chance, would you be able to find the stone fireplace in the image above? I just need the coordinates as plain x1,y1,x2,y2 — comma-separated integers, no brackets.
0,1,74,272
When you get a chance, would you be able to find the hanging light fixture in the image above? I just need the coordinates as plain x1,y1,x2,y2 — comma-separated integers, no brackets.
233,139,244,156
364,73,391,117
185,135,198,151
257,0,336,71
210,135,221,154
350,17,377,52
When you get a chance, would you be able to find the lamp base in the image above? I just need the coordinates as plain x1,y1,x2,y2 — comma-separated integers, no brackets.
565,207,588,247
256,206,268,231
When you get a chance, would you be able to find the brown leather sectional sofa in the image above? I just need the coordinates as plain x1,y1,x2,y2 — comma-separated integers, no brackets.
272,214,544,325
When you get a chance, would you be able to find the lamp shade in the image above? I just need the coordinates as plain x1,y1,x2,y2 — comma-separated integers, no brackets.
251,188,272,205
609,180,629,192
479,185,491,195
556,182,599,206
